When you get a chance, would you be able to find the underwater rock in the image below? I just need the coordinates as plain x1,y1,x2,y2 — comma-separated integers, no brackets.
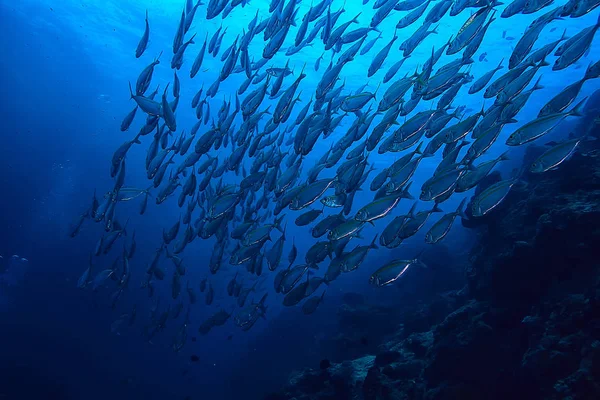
319,359,331,370
279,356,375,400
271,133,600,399
374,350,401,367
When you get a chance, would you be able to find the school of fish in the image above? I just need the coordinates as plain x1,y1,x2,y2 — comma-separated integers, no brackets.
70,0,600,349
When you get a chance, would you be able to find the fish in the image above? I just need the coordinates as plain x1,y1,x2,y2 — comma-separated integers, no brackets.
341,236,378,272
383,57,410,84
553,15,600,71
120,106,138,132
129,82,162,117
91,269,114,291
171,33,197,70
184,0,202,33
115,187,152,202
469,59,503,94
238,282,258,307
290,178,337,210
397,0,432,29
190,34,208,79
361,31,382,55
70,0,600,348
69,214,87,238
77,255,94,288
355,191,410,222
386,156,424,194
341,86,379,113
425,199,468,244
325,12,361,51
370,255,427,287
328,219,364,241
457,152,510,192
280,265,314,294
506,99,586,146
420,168,465,201
305,240,333,265
508,17,547,69
135,10,150,58
302,290,326,315
295,209,323,226
266,224,286,271
111,135,141,178
234,294,268,332
570,0,600,18
530,136,588,173
538,64,599,117
161,84,177,131
471,176,520,217
135,52,162,96
502,0,527,18
368,31,398,77
371,0,401,27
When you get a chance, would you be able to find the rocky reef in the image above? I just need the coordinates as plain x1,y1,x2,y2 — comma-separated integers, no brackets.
267,114,600,399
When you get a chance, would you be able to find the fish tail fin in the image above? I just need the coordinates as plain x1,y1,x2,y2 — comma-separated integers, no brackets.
499,150,510,162
559,29,568,42
259,293,268,308
497,58,504,70
353,12,362,23
584,62,598,80
122,218,130,236
370,234,379,250
415,249,428,268
414,141,423,155
374,81,381,100
408,201,418,218
569,97,588,117
274,214,286,233
128,82,135,99
532,75,544,91
432,204,443,213
479,101,486,115
402,182,415,200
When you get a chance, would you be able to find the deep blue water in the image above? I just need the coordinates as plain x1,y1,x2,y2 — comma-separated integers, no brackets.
0,0,599,399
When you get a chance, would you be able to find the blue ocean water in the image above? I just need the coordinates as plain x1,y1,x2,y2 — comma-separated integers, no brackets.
0,0,599,399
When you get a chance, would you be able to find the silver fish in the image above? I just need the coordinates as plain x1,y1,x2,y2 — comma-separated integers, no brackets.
370,256,427,287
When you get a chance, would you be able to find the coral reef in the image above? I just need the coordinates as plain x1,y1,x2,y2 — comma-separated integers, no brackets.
268,117,600,399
